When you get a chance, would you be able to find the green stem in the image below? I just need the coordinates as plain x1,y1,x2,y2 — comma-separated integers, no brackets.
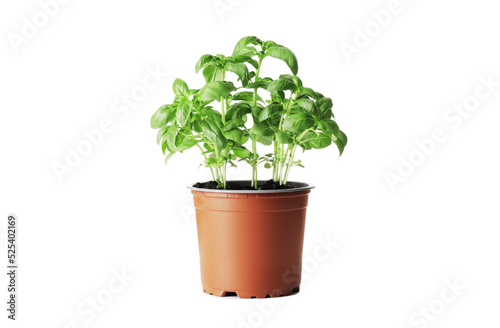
252,137,257,187
272,140,279,182
278,93,296,132
214,145,223,186
283,144,297,185
250,56,264,189
221,96,228,189
279,144,291,185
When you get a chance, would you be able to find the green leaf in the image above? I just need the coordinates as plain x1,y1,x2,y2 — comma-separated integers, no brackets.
317,97,334,119
300,87,320,100
266,47,299,75
201,118,226,149
266,78,297,93
157,125,172,145
270,91,285,103
202,66,225,83
161,138,169,154
233,146,251,159
259,103,282,122
226,63,250,86
165,125,178,152
251,121,274,137
176,101,191,126
319,119,339,137
263,40,280,50
178,138,198,152
233,36,261,56
310,133,332,149
228,55,259,69
317,97,333,112
280,74,302,88
173,78,189,98
226,102,251,120
223,128,244,143
256,135,273,145
197,81,236,103
222,119,245,131
232,91,263,102
164,151,175,165
151,105,176,128
295,98,320,117
264,162,272,169
195,54,214,73
334,130,348,156
276,131,293,144
245,81,267,89
204,157,216,165
283,113,315,133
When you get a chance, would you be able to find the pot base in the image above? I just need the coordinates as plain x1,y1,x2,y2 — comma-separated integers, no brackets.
202,285,300,299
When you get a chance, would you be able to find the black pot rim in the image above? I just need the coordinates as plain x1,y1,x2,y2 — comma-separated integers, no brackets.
187,180,315,193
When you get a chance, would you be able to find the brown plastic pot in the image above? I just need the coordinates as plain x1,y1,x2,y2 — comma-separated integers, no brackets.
188,181,314,299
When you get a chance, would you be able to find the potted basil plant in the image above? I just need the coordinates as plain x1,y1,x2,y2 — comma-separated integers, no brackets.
151,36,347,298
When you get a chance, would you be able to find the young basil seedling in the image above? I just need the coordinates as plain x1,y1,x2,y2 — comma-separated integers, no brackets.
151,36,347,189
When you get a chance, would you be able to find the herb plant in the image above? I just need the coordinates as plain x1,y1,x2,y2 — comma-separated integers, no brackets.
151,36,347,189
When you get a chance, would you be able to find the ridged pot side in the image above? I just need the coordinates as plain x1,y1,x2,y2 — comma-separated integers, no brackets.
191,183,313,299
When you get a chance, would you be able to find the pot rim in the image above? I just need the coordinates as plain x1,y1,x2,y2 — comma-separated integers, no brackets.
187,180,315,194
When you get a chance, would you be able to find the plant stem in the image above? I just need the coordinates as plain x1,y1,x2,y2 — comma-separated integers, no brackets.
252,136,257,187
251,56,264,189
283,144,297,185
214,145,223,187
221,96,228,189
221,96,226,125
273,140,279,182
279,144,291,185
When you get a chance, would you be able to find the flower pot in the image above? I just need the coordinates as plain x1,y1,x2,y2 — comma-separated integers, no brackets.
188,181,314,298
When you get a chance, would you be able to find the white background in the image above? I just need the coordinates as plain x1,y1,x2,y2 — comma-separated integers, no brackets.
1,0,500,327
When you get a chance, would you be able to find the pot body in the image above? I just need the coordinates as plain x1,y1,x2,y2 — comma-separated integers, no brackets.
190,181,313,298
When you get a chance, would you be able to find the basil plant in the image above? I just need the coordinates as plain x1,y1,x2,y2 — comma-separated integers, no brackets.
151,36,347,189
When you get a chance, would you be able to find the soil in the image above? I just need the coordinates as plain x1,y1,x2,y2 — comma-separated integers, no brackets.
193,179,293,190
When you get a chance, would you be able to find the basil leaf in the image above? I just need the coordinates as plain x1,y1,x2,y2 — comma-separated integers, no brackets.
156,126,169,145
151,104,176,128
266,47,299,75
223,128,244,143
276,131,293,144
300,87,320,100
226,102,251,120
197,81,236,103
226,62,250,86
178,138,198,152
319,119,339,136
233,36,261,56
173,78,189,98
164,151,175,165
202,66,225,83
283,113,314,133
176,101,192,126
201,118,226,149
195,54,214,73
232,91,262,102
266,78,297,93
251,121,274,137
310,133,332,149
232,146,250,159
334,130,348,156
228,55,259,69
295,98,320,117
259,103,282,122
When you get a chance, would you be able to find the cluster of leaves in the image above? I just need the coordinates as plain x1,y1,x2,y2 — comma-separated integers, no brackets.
151,36,347,189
